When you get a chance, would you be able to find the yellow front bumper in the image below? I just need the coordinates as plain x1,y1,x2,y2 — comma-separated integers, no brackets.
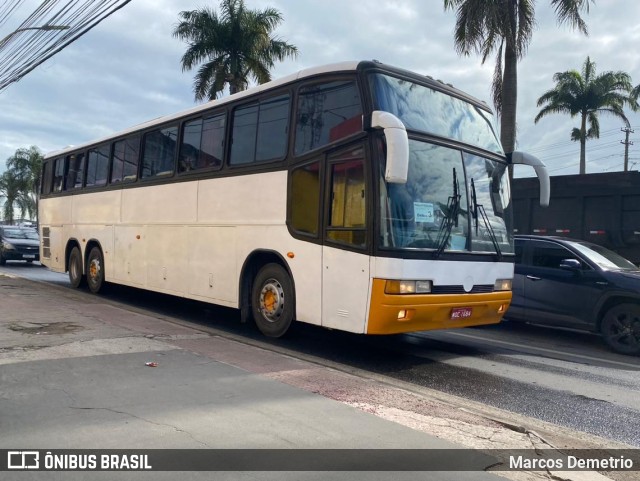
366,279,512,334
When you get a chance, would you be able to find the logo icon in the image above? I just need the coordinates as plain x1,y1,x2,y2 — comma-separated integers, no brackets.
8,451,39,470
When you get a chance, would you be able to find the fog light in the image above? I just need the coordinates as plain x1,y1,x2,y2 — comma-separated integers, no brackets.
397,309,407,320
498,304,506,313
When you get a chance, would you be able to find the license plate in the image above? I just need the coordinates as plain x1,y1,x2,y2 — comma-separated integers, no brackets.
23,254,36,259
450,307,472,319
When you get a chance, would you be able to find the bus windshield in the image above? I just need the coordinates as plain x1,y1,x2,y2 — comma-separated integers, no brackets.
371,74,512,255
369,73,503,155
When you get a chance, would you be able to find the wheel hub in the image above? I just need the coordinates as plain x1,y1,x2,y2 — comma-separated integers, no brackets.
89,259,100,282
259,279,284,323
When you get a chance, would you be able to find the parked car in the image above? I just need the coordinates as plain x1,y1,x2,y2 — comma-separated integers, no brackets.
508,235,640,355
0,226,40,265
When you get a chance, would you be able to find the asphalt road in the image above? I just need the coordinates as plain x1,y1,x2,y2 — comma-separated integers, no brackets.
3,260,639,447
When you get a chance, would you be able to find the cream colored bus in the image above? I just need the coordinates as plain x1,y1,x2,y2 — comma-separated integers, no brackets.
39,60,549,337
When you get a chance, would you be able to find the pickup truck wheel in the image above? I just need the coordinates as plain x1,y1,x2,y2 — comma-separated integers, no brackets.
600,303,640,355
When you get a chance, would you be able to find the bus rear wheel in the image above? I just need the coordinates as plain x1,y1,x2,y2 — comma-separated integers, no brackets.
251,263,294,338
86,246,105,294
68,246,86,288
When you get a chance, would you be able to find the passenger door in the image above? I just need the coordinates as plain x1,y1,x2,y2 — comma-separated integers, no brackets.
322,144,371,332
521,239,605,328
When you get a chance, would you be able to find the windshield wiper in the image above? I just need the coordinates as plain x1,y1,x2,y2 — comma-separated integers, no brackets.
471,178,502,260
433,168,461,259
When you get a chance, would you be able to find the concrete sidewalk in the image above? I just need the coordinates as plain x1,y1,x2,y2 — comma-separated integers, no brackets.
0,274,617,481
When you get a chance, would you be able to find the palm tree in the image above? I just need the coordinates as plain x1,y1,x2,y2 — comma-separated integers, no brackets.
5,145,43,223
632,84,640,109
173,0,298,101
443,0,591,154
0,171,22,224
535,57,633,175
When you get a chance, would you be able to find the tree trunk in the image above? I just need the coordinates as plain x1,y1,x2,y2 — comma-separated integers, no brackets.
501,42,518,155
579,113,587,175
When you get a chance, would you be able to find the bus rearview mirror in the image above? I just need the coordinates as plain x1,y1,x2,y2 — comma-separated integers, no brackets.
510,151,550,207
370,111,409,184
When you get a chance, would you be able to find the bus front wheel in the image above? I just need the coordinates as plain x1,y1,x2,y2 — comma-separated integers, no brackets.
68,246,86,288
86,247,105,294
251,263,294,338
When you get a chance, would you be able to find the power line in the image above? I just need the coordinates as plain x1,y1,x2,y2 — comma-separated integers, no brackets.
0,0,133,93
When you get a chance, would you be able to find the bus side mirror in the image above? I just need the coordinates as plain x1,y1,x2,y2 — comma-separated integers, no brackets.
369,111,409,184
509,151,550,207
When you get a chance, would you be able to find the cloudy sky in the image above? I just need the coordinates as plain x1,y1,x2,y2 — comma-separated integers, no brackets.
1,0,639,178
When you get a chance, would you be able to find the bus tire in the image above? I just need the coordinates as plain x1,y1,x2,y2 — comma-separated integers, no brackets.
251,263,294,338
600,303,640,355
68,246,86,288
86,246,105,294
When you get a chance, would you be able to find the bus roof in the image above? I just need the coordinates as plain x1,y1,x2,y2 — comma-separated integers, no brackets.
44,60,490,159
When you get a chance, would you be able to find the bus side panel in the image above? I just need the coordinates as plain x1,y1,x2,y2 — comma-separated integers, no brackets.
147,225,189,295
113,225,147,286
121,183,198,225
47,226,65,271
285,240,323,326
39,196,72,271
197,172,285,224
321,246,370,333
187,226,238,303
235,226,323,327
72,191,120,278
72,191,121,225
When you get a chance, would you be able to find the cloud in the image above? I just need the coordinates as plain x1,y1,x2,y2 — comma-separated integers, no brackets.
1,0,639,178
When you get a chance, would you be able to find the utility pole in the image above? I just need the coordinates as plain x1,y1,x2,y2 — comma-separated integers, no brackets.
622,127,634,171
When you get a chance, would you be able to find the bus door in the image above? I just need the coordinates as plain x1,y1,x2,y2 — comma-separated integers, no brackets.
322,144,371,332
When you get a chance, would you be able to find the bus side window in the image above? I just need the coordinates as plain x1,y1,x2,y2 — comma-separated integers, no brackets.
256,95,289,162
326,146,367,247
290,160,321,236
179,119,203,173
52,157,65,192
201,113,225,169
230,95,289,166
179,113,225,173
112,136,140,183
142,127,177,178
295,80,362,156
41,160,53,195
86,144,110,187
65,153,85,190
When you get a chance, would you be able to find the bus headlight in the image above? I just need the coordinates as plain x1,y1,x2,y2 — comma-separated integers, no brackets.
385,280,432,294
494,279,512,291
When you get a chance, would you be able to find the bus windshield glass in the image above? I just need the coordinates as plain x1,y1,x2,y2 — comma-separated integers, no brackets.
379,141,513,254
370,73,513,255
369,73,503,155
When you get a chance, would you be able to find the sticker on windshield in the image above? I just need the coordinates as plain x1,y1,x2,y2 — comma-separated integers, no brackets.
414,202,434,223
